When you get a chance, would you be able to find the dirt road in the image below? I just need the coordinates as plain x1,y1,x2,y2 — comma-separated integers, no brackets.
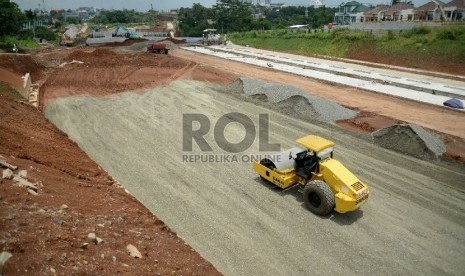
45,80,465,275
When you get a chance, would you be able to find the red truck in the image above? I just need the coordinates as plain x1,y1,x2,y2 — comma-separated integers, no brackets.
146,43,169,54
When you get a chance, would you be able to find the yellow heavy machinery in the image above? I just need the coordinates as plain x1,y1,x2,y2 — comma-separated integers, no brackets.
60,33,74,47
253,135,369,215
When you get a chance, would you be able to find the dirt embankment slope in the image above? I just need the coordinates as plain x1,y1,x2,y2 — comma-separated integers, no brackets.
39,48,235,107
0,93,220,274
348,40,465,76
0,53,44,81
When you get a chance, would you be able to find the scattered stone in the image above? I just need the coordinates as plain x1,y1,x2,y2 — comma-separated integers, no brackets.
122,263,129,267
2,169,13,180
0,159,17,171
96,237,103,245
129,229,141,235
50,267,56,274
60,204,69,210
144,235,151,240
88,233,103,245
88,233,96,243
0,251,13,272
80,243,89,249
53,218,64,225
100,254,104,259
58,60,84,68
12,176,37,192
60,253,67,263
28,189,38,196
112,256,116,262
126,244,142,258
97,223,104,228
18,170,27,178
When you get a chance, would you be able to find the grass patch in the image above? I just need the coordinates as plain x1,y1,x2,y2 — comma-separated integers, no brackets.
230,29,374,57
229,26,465,70
375,26,465,61
0,36,40,51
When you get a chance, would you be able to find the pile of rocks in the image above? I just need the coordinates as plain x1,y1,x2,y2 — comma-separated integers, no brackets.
371,124,446,160
1,157,38,195
225,77,357,123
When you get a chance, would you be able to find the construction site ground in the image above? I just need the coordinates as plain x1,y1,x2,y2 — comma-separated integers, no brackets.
0,42,464,275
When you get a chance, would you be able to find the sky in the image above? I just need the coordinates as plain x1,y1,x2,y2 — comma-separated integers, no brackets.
13,0,433,12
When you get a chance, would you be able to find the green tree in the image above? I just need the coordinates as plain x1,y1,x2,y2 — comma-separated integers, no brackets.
24,9,37,21
50,9,64,21
252,18,272,30
65,16,82,24
0,0,27,37
263,6,335,29
35,26,56,41
178,3,214,36
90,9,147,24
214,0,253,33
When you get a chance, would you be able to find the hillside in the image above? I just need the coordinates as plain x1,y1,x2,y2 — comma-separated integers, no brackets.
229,26,465,75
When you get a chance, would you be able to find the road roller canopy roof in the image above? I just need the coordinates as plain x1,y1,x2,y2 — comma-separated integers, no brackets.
295,135,335,153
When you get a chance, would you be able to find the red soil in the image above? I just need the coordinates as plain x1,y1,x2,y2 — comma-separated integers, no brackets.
0,93,221,275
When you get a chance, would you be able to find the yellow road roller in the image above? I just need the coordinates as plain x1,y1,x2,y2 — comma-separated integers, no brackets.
253,135,369,215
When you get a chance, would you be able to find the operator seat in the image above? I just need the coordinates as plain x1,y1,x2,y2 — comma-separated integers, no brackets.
295,151,318,180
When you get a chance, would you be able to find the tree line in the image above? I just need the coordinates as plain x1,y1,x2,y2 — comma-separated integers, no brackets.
0,0,335,41
88,0,335,36
178,0,336,37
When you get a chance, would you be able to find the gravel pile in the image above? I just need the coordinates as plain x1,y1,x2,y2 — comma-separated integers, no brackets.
372,124,446,160
275,95,319,119
224,77,357,123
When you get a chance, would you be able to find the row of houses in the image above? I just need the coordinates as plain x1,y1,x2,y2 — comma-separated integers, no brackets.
334,0,465,25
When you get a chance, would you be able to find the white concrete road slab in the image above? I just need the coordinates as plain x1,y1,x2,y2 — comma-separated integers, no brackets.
213,45,465,98
184,46,465,110
183,46,464,110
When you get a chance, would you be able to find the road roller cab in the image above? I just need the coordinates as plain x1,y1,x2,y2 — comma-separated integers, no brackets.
253,135,369,215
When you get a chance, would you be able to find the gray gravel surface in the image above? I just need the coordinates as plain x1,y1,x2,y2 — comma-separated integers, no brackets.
224,77,357,123
45,80,465,276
